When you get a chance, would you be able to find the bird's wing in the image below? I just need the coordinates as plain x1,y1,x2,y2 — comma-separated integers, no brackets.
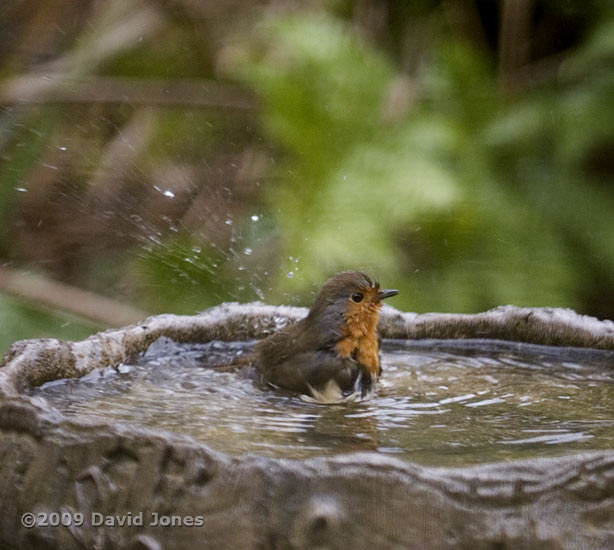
260,350,361,396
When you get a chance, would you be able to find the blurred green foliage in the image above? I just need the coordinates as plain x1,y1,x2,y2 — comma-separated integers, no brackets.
0,295,99,352
0,0,613,345
229,8,614,314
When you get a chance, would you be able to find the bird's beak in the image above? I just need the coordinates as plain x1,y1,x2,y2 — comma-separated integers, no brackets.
377,289,399,301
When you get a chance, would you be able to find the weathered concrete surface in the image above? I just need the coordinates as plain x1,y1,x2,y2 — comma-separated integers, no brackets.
379,304,614,350
1,304,613,549
1,397,614,550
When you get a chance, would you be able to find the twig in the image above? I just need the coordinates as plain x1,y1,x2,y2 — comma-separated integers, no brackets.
0,267,149,328
499,0,533,90
0,75,257,110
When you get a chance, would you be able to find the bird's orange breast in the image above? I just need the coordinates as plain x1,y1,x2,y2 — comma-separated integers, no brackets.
336,298,382,379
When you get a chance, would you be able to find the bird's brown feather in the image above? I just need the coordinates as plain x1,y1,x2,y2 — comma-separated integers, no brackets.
254,271,396,401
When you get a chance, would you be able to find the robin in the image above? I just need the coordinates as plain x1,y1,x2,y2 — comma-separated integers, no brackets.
254,271,398,403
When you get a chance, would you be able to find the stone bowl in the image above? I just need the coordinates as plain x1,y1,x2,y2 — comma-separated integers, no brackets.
1,303,613,550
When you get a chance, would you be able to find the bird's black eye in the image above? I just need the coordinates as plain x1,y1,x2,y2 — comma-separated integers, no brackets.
351,292,364,303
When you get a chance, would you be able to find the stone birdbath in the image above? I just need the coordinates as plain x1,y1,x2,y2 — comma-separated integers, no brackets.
1,303,613,549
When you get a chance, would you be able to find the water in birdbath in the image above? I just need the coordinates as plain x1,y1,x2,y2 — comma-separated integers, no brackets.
33,338,614,466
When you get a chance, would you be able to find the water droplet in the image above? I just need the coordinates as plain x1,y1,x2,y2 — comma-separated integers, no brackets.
251,214,259,222
192,246,201,254
15,187,27,193
163,190,175,198
58,146,67,151
225,219,233,225
287,271,294,278
274,316,289,329
244,248,253,255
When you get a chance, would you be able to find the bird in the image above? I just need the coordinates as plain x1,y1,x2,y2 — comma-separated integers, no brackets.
254,271,398,403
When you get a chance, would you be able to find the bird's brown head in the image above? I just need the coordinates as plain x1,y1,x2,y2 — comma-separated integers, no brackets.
307,271,398,378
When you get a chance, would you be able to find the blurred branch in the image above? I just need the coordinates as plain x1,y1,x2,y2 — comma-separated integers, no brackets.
0,75,257,109
51,2,166,74
498,0,533,90
443,0,490,52
502,52,567,93
0,1,258,110
0,267,149,328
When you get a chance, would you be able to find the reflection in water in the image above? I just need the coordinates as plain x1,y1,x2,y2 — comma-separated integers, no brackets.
34,339,614,466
